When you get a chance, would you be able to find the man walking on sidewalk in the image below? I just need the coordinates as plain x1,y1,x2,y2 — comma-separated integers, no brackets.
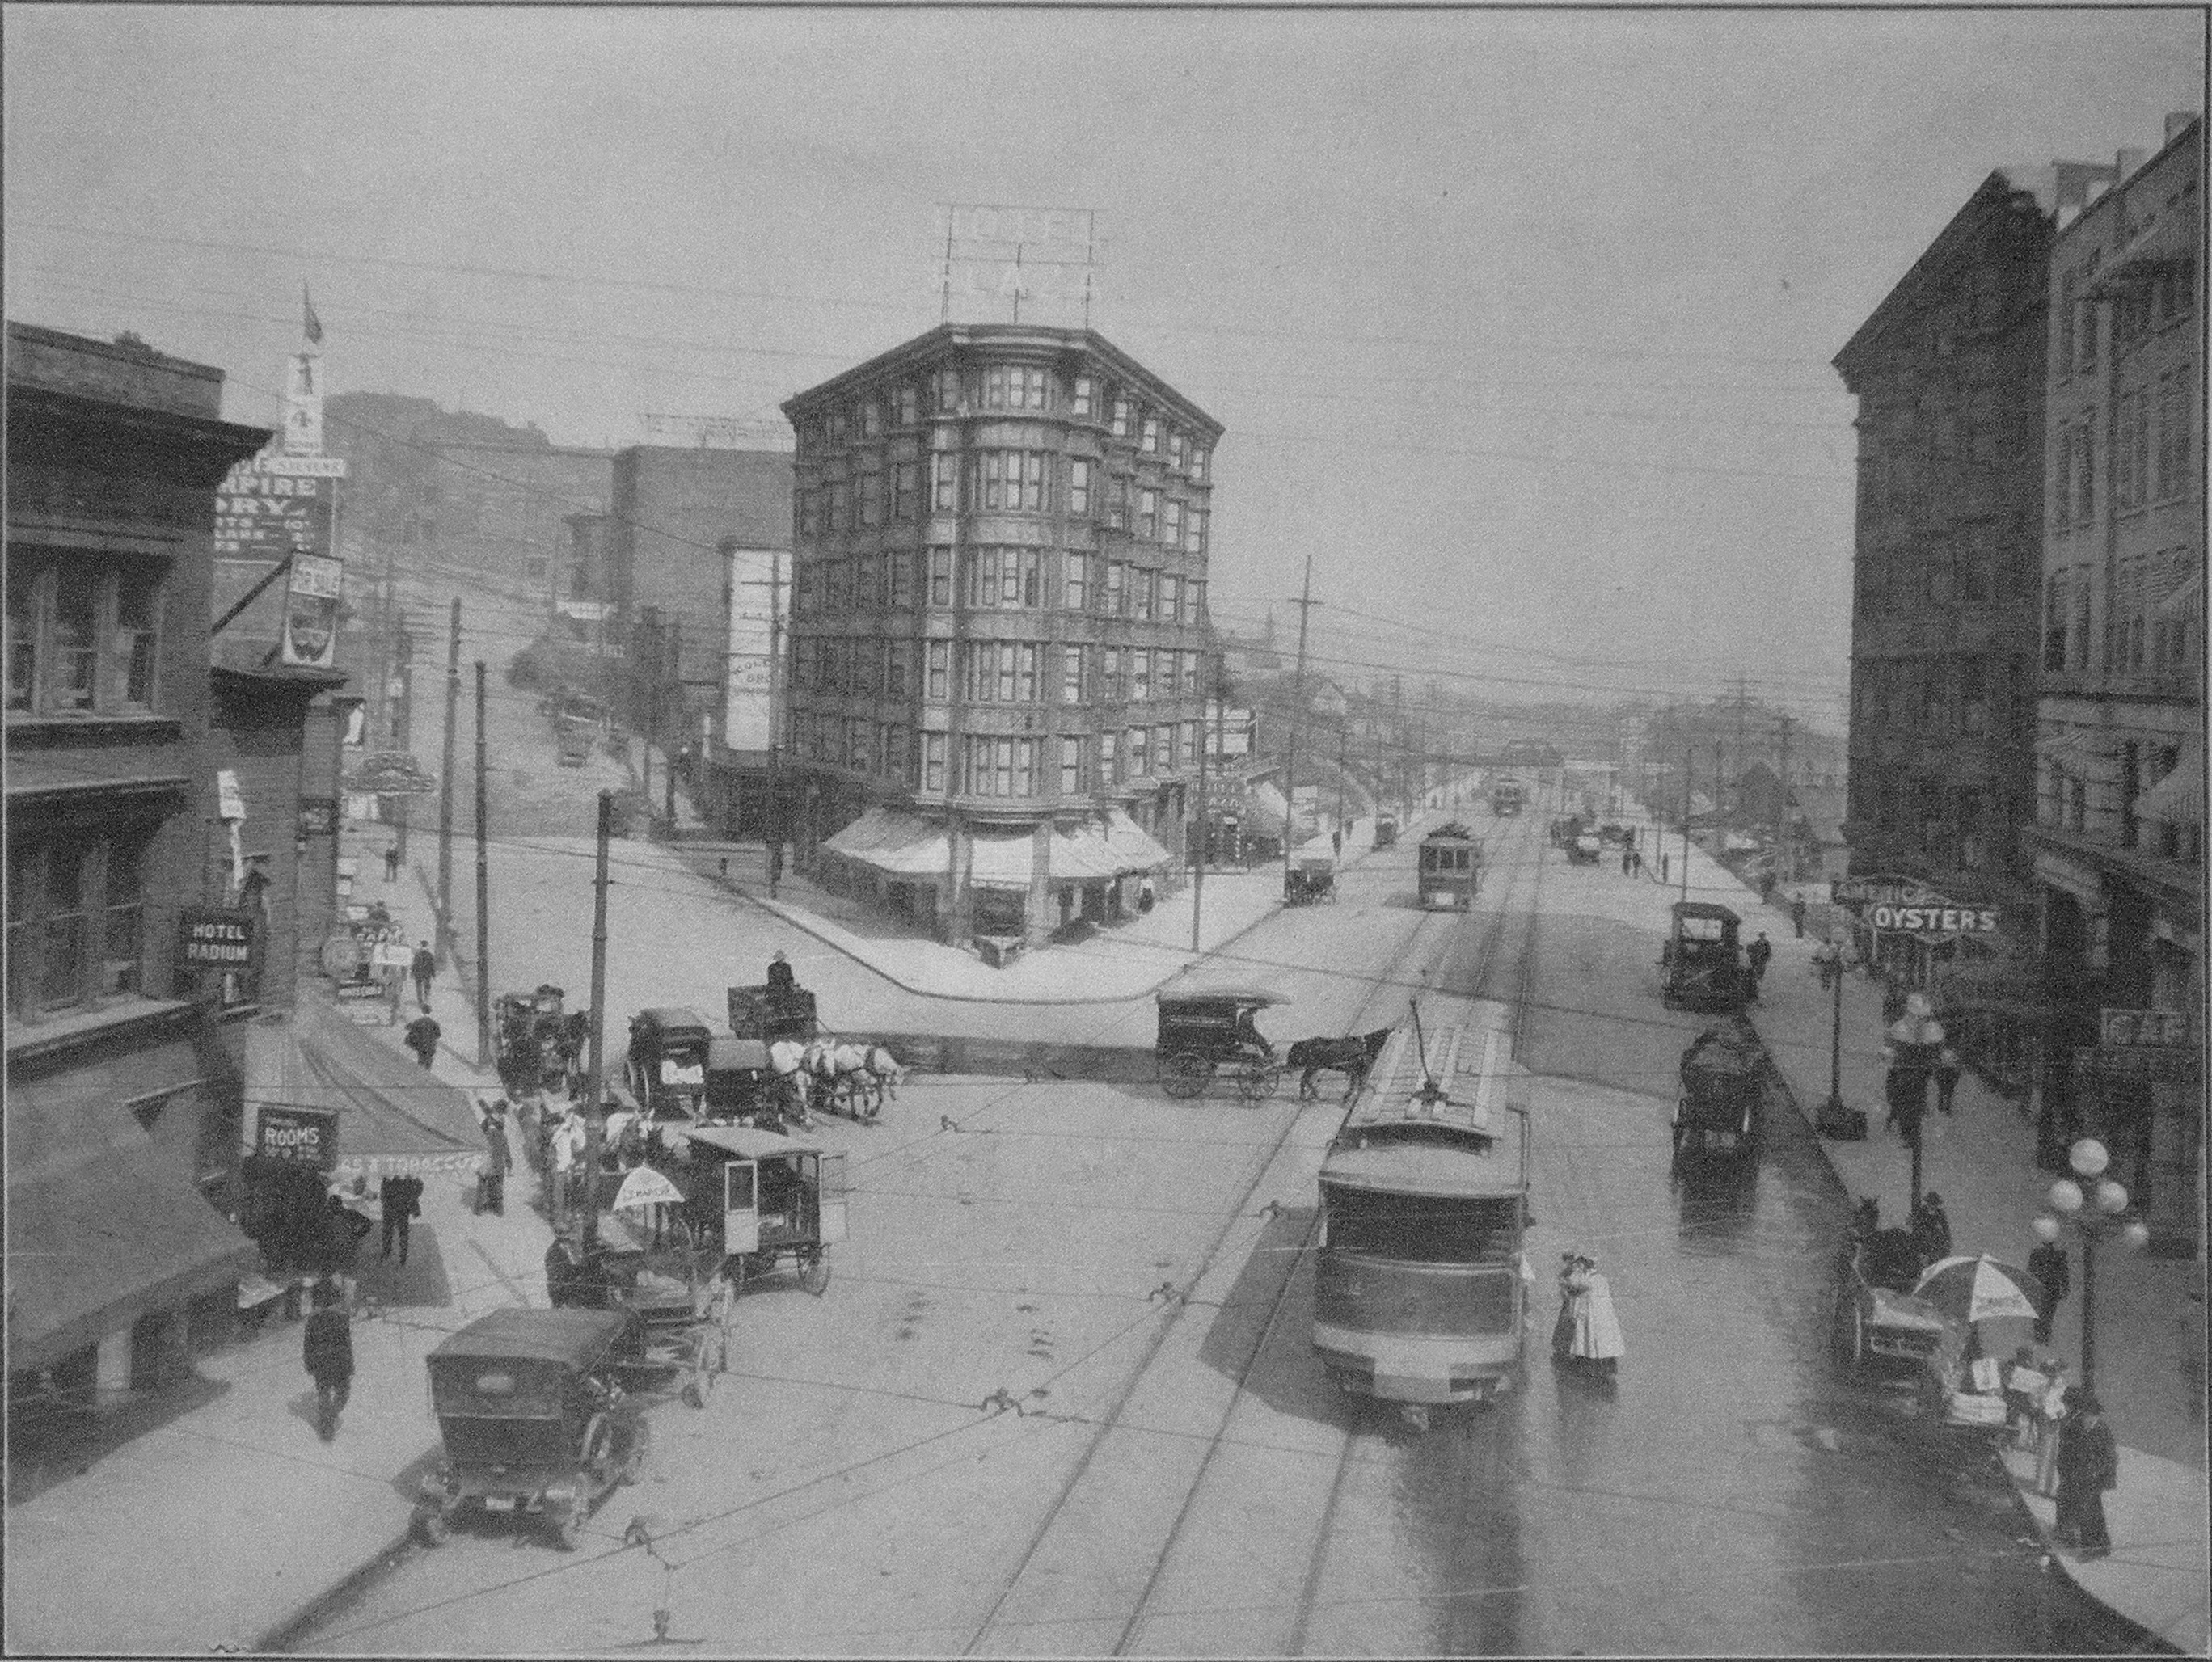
2055,1390,2118,1559
1790,894,1806,938
410,939,437,1012
303,1278,354,1442
2028,1238,2071,1344
1746,933,1773,1002
404,1012,441,1069
384,844,402,883
379,1174,423,1265
1934,1048,1962,1116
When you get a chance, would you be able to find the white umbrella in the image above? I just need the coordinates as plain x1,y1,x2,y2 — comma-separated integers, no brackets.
1913,1254,2042,1325
611,1166,686,1211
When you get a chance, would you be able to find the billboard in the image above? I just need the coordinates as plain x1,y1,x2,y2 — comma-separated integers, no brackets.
280,551,344,668
282,350,326,454
935,203,1100,325
723,548,786,753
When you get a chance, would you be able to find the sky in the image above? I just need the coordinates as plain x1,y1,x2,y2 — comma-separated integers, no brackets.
6,6,2203,732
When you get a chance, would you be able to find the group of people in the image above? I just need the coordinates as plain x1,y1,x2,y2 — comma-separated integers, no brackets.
2000,1348,2119,1557
1550,1251,1625,1373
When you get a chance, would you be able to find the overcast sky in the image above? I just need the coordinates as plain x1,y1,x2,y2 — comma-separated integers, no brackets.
6,6,2202,729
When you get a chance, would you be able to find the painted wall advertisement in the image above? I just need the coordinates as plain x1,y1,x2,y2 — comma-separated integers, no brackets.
281,550,344,668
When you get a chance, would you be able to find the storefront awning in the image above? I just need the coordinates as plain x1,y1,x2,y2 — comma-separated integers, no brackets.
2036,728,2096,769
243,993,485,1181
2136,751,2203,824
830,807,1171,891
825,806,952,877
6,1036,258,1371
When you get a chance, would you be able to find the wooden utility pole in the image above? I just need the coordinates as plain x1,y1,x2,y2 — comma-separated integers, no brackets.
1334,717,1349,843
663,627,680,833
1192,652,1211,954
1775,715,1795,880
393,614,414,862
474,660,492,1068
436,598,462,937
1678,746,1694,908
581,789,613,1246
1282,555,1319,880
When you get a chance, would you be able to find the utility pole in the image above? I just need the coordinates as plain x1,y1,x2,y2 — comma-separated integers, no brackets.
1678,746,1694,908
1282,554,1319,880
474,660,492,1068
437,597,462,936
1775,715,1795,881
639,617,655,812
581,789,612,1246
663,626,680,833
1334,716,1349,843
1192,651,1212,954
393,614,414,862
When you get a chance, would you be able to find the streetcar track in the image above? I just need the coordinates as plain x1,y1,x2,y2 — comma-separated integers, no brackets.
958,858,1463,1657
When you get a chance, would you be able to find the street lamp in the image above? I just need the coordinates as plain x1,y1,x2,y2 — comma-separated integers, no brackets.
2034,1136,2152,1393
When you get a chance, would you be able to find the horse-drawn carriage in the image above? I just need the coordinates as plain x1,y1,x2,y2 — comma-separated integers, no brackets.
724,982,901,1124
496,984,585,1101
626,1006,716,1120
1155,985,1288,1101
1284,854,1339,906
1661,901,1749,1012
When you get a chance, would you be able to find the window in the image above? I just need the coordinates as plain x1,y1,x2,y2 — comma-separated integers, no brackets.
2116,395,2139,511
928,546,952,606
827,408,850,445
1102,646,1121,701
1024,451,1046,511
1111,395,1130,438
1183,719,1200,763
7,827,151,1018
1107,475,1129,529
1015,737,1036,797
2053,431,2073,528
49,570,98,712
890,550,914,610
1069,459,1091,517
2078,264,2099,372
1161,574,1182,625
997,643,1018,704
1141,414,1159,454
932,454,959,512
1185,508,1206,555
6,559,167,719
1188,580,1206,623
7,569,36,711
1062,735,1083,795
1073,376,1095,418
2071,564,2093,670
927,639,948,700
1138,489,1158,538
1100,729,1119,782
1105,561,1125,614
1128,727,1147,777
1133,568,1156,622
1190,447,1208,483
826,481,851,533
985,366,1009,408
897,385,919,426
862,399,882,438
924,730,946,791
936,369,963,413
1017,643,1038,703
2076,419,2096,522
978,451,1005,511
797,487,820,538
1168,430,1185,470
1133,648,1151,700
1064,551,1088,611
1024,368,1046,410
1062,644,1084,702
893,462,919,521
996,738,1015,797
886,639,910,698
1181,652,1200,696
1163,499,1183,548
1155,726,1173,776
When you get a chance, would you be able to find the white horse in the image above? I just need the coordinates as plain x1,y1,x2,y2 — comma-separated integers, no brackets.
767,1039,813,1127
801,1038,884,1120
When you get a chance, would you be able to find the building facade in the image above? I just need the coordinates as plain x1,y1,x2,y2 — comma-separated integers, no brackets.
2024,116,2204,1257
6,323,274,1407
782,325,1220,946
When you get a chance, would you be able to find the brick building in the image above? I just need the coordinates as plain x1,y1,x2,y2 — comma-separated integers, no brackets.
6,323,273,1407
2024,115,2204,1256
1834,160,2116,1027
782,324,1219,947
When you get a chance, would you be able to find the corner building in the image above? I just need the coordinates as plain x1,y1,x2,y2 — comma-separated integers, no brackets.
783,326,1220,947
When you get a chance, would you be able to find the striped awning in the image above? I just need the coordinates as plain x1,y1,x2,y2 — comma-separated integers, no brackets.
829,807,1170,891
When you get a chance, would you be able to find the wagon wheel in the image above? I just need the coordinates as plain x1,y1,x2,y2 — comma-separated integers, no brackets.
714,1277,738,1370
1237,1060,1283,1103
618,1418,653,1483
1159,1052,1214,1099
800,1247,832,1297
723,1254,749,1297
552,1502,589,1551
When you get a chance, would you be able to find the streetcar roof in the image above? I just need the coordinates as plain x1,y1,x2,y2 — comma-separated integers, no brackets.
1343,1023,1512,1140
1155,981,1293,1007
1320,1134,1523,1200
671,1124,819,1160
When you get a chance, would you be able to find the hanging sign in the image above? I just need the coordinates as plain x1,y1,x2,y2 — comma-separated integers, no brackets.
177,907,260,973
254,1103,338,1168
2099,1007,2199,1048
281,551,344,668
1868,901,2001,935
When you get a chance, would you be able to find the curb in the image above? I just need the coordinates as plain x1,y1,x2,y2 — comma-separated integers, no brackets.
250,1524,416,1654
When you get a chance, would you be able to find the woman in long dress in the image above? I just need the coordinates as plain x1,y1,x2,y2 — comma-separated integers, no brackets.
1565,1254,1625,1373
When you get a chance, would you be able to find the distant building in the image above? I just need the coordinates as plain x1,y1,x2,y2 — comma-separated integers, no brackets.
6,323,272,1407
1834,158,2117,986
783,324,1220,947
2023,116,2203,1257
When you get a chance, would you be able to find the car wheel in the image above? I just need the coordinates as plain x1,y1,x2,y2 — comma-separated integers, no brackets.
553,1503,588,1551
411,1504,452,1546
618,1419,652,1484
800,1248,832,1297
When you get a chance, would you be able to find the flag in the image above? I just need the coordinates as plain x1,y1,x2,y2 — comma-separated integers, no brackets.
302,285,323,345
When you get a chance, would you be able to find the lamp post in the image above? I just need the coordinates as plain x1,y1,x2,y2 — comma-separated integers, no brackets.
1818,930,1847,1128
2035,1137,2151,1394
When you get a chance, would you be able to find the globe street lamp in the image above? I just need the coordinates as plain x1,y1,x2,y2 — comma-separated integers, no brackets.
2035,1137,2152,1394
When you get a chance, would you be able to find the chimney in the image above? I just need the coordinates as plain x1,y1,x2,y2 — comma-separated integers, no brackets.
2167,112,2199,146
2117,146,2148,181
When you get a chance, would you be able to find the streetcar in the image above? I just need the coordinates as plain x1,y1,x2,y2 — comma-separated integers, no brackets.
1490,779,1526,816
1312,1007,1533,1429
1416,822,1482,910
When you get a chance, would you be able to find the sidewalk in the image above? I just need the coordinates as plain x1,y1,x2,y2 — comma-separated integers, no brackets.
4,829,560,1656
1643,812,2210,1655
671,812,1415,1006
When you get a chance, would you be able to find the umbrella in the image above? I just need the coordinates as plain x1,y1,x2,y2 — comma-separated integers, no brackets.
611,1166,686,1211
1912,1254,2045,1326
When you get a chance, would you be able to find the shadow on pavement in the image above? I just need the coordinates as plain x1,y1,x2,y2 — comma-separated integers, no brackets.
4,1371,233,1507
1194,1204,1328,1421
353,1225,457,1308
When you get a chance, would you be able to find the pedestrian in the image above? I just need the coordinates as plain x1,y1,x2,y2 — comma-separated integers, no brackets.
1758,868,1777,905
1934,1048,1962,1116
410,939,437,1011
1562,1252,1625,1373
1746,933,1773,1000
2028,1238,2071,1344
302,1277,354,1442
1813,938,1840,991
478,1099,511,1216
2034,1364,2071,1498
2054,1390,2118,1559
766,840,784,900
383,962,406,1026
1790,894,1806,938
1910,1192,1952,1266
718,856,729,880
1550,1252,1580,1360
1630,847,1642,877
766,950,796,993
378,1173,424,1265
383,844,402,883
2004,1346,2045,1449
404,1011,441,1069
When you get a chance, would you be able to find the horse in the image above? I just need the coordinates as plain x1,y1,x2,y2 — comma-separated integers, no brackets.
1285,1027,1395,1102
767,1039,814,1128
802,1039,882,1120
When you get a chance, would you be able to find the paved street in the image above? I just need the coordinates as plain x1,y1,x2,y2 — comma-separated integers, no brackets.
286,812,2142,1656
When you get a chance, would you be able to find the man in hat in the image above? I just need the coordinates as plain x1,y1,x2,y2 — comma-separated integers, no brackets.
1562,1252,1626,1373
404,1011,441,1070
1909,1192,1952,1266
766,950,796,994
478,1099,511,1217
1934,1048,1963,1116
2028,1238,2071,1344
410,939,437,1012
2054,1390,2118,1558
302,1277,354,1441
1746,932,1773,1001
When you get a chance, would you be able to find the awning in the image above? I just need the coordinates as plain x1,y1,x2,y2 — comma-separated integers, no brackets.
243,993,484,1181
2036,728,2096,769
825,806,952,877
1238,779,1289,837
2137,750,2204,824
6,1036,258,1371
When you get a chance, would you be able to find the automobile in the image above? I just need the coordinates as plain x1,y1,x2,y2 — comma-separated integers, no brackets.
412,1307,652,1550
1671,1018,1762,1168
1660,901,1748,1012
1567,833,1603,865
625,1007,716,1120
1371,816,1399,850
